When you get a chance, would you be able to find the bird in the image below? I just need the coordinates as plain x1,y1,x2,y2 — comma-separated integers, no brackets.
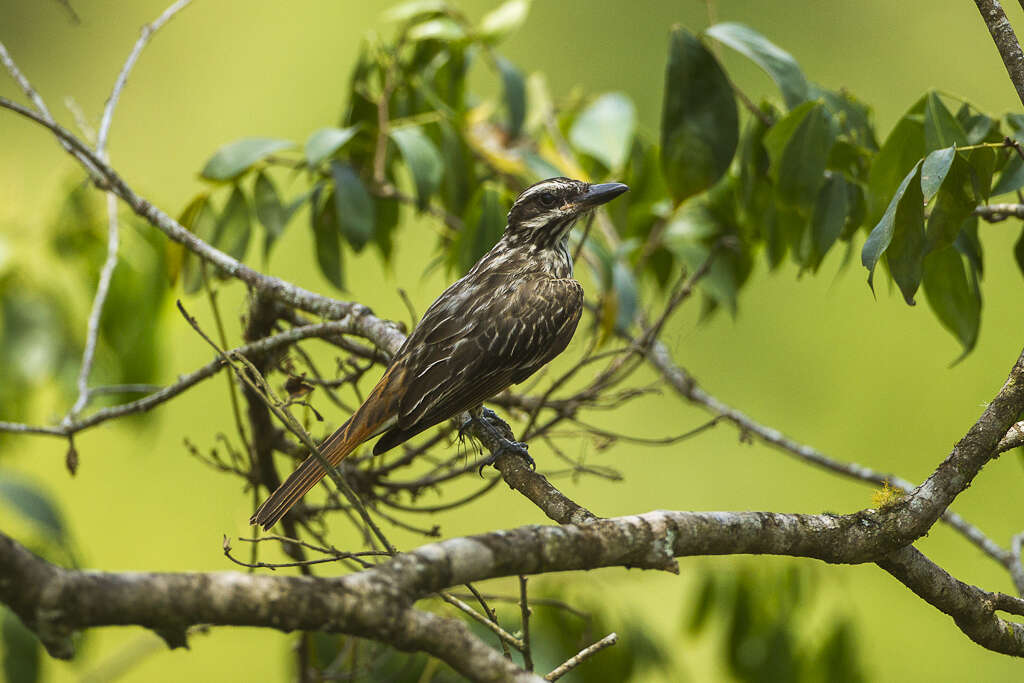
250,177,629,530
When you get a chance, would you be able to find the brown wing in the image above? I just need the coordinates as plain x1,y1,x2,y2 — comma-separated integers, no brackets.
372,274,583,453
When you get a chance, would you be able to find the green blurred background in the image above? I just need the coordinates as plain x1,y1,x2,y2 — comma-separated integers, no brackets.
1,0,1023,680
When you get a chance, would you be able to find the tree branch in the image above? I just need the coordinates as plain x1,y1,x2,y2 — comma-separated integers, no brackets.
973,0,1024,107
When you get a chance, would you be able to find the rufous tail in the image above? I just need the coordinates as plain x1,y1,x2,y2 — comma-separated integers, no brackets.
249,416,371,530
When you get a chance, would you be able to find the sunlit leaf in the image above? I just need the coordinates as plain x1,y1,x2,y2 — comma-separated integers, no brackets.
495,56,526,139
479,0,530,42
329,162,374,252
390,126,444,209
569,92,637,170
383,0,448,23
310,187,344,289
408,17,465,41
211,186,252,260
920,145,956,202
705,22,809,109
200,137,293,181
660,27,738,203
304,126,359,167
862,161,923,302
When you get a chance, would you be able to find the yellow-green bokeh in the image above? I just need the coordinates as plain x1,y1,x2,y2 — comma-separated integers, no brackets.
1,1,1023,680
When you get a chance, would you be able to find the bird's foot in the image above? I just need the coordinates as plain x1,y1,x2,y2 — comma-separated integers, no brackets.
460,409,535,474
477,438,534,475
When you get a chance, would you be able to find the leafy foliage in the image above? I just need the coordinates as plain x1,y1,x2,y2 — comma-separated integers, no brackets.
173,5,1021,357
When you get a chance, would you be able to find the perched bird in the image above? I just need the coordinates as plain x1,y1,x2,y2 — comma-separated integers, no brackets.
250,177,628,529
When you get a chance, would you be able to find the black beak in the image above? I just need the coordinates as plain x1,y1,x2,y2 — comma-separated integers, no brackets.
576,182,629,210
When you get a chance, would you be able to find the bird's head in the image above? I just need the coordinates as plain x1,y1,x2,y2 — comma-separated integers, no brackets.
505,177,628,248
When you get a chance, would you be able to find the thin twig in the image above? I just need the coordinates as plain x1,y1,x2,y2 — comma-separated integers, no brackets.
440,593,524,652
544,633,618,681
518,576,534,672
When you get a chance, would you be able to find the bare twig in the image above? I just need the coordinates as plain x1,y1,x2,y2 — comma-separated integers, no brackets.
519,576,534,672
544,632,618,681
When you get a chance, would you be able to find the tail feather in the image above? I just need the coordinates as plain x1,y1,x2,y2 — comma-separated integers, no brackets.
249,417,365,530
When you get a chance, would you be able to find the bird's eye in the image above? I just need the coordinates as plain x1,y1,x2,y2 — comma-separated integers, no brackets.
538,191,556,207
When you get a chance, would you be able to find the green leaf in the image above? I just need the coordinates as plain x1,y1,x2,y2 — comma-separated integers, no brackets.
955,217,984,277
479,0,530,42
660,27,738,203
569,92,637,170
991,152,1024,196
253,172,285,259
304,126,359,167
925,154,975,251
923,92,967,152
705,22,809,109
383,0,448,23
373,197,401,262
408,16,465,41
329,162,375,252
3,609,40,683
179,195,216,294
200,137,293,181
390,126,444,210
810,174,849,270
1014,225,1024,279
861,161,924,302
920,146,956,202
310,187,344,289
766,102,836,211
495,56,526,139
454,182,506,273
210,186,252,260
867,97,925,224
922,246,980,358
965,145,996,202
0,475,65,541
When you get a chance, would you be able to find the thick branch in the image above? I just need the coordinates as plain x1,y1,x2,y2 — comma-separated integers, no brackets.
973,0,1024,107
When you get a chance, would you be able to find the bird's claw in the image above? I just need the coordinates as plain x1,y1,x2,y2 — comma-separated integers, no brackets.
477,438,533,475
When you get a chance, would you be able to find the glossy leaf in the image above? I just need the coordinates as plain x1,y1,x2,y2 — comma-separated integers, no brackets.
866,97,925,224
862,161,923,302
329,162,375,252
705,22,809,109
384,0,448,23
408,17,465,41
922,246,980,358
925,154,974,251
920,145,956,202
569,92,637,170
390,126,444,210
311,187,344,289
479,0,530,42
495,56,526,139
253,172,285,259
200,137,293,181
304,126,358,167
660,27,738,203
211,186,252,260
0,475,65,541
923,92,966,152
